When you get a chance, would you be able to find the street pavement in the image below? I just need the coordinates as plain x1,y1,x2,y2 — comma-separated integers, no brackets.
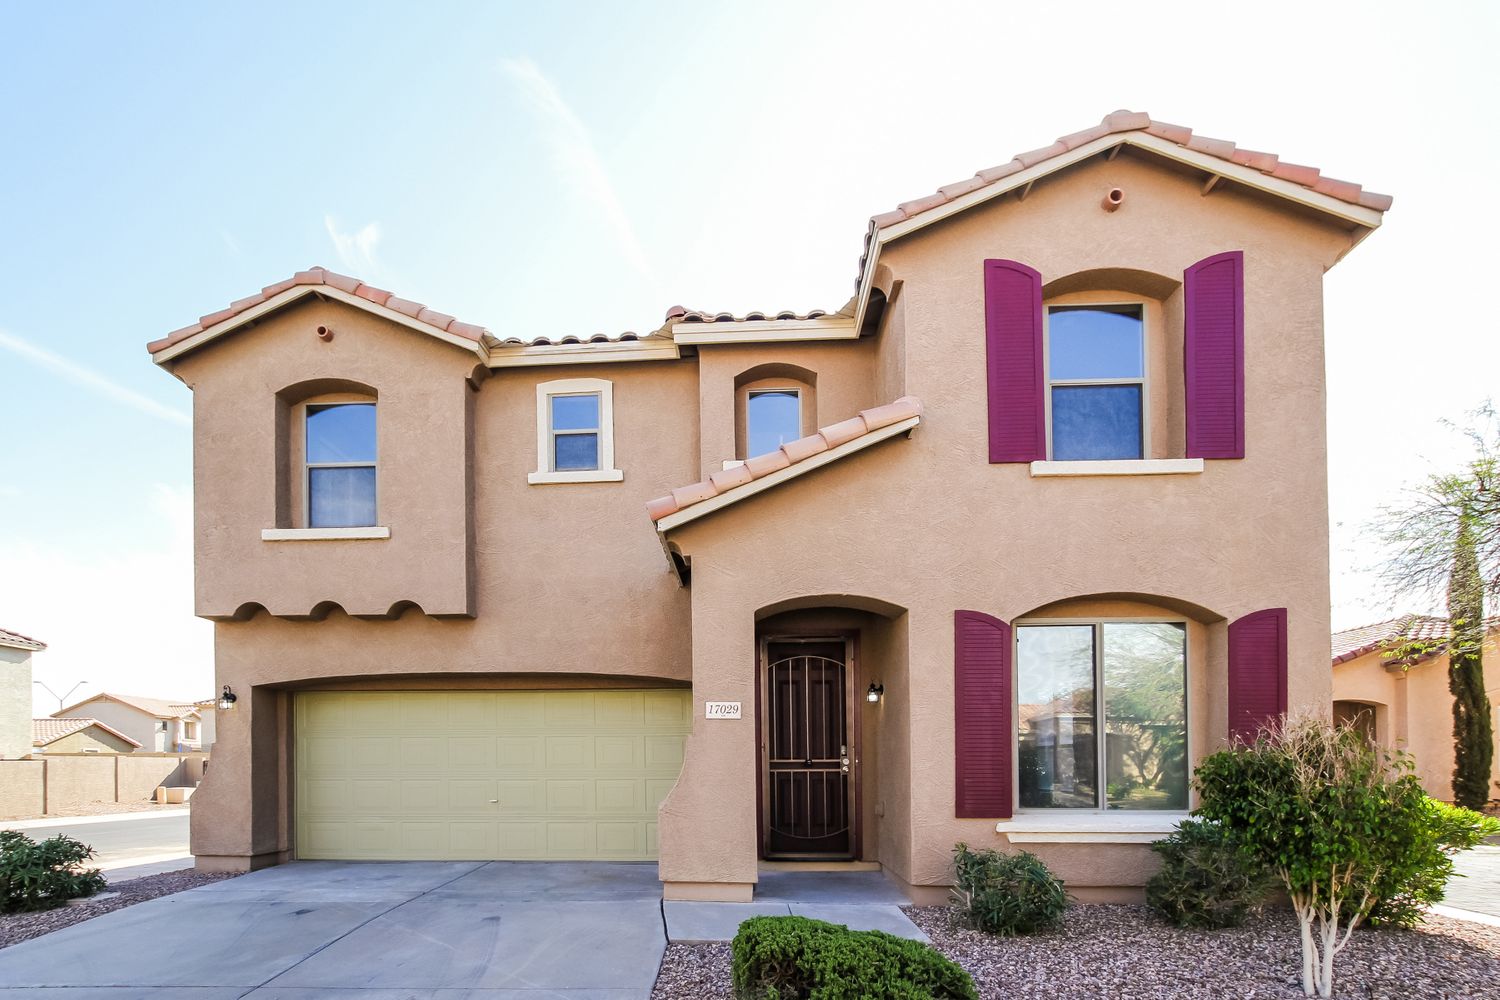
2,810,190,870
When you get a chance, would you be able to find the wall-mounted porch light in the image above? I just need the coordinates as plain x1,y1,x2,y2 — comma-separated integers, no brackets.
867,683,884,704
217,685,239,711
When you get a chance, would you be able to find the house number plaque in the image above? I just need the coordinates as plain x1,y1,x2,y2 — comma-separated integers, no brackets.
705,701,742,719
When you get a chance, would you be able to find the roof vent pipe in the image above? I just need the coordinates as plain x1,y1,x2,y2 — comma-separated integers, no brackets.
1102,188,1124,212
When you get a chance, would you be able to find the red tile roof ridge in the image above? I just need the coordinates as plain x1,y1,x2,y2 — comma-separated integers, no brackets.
1332,614,1500,665
0,627,45,651
32,717,143,749
646,395,922,522
147,266,493,356
857,110,1393,290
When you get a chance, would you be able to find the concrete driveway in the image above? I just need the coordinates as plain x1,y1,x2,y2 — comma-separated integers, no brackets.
0,861,667,998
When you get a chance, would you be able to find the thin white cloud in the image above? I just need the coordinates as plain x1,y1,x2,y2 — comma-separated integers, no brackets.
499,56,652,279
324,215,382,273
0,329,191,427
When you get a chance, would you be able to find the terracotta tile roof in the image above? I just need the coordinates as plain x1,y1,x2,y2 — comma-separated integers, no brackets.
647,395,922,523
57,692,197,720
1332,614,1500,665
148,266,493,356
33,718,142,749
858,109,1394,287
665,305,834,324
0,627,45,652
149,267,670,358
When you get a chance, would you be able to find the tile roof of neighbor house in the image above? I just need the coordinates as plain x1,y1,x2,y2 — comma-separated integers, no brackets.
647,395,923,524
1332,614,1500,665
32,718,142,749
856,109,1394,288
56,692,199,720
0,628,46,652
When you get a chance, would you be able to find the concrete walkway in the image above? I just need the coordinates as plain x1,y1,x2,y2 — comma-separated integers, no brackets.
665,869,928,943
1445,844,1500,918
0,861,667,998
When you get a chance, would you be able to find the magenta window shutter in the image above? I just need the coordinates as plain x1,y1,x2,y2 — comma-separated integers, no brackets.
954,610,1013,818
1184,250,1245,459
1227,607,1288,741
984,259,1045,463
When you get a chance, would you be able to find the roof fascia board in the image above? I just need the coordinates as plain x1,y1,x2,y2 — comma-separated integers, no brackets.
655,415,920,535
852,132,1384,331
486,340,681,368
151,286,489,365
672,317,858,346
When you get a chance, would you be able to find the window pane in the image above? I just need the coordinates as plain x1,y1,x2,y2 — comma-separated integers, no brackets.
554,432,600,471
307,403,376,463
1103,623,1188,810
1048,306,1143,380
747,389,801,458
309,466,376,527
1051,385,1142,460
551,394,600,432
1017,625,1097,809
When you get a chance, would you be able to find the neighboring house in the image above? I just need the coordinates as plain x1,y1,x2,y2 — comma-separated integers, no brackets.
1332,615,1500,800
32,718,142,754
54,693,210,753
148,110,1390,901
0,628,46,760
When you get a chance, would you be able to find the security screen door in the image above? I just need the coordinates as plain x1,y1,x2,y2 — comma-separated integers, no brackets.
762,640,855,859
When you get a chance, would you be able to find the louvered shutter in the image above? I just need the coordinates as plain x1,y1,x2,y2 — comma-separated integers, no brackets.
1228,607,1288,742
1184,250,1245,459
954,610,1013,818
984,260,1045,463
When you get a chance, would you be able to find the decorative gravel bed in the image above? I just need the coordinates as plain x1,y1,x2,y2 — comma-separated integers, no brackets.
0,868,238,950
651,906,1500,999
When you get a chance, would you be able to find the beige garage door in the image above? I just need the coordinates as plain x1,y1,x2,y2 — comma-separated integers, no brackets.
294,690,691,861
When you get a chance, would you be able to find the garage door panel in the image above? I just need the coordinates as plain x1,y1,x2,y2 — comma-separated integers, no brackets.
296,689,689,861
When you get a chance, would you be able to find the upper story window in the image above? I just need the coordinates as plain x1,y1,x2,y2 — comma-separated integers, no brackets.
1016,620,1187,811
1046,305,1145,461
183,720,199,741
746,388,802,458
529,377,623,484
306,402,377,527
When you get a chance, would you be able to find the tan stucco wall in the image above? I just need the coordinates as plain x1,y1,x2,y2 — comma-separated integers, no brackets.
0,760,44,817
167,145,1371,888
0,648,34,760
1334,634,1500,800
64,699,167,752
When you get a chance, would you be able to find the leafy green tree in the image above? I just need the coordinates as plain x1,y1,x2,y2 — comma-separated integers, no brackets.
1374,403,1499,808
1193,717,1499,998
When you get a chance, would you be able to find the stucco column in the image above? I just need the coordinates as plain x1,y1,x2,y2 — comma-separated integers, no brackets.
191,680,287,872
657,563,759,901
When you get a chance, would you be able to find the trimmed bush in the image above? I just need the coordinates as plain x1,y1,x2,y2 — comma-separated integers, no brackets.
731,915,976,1000
1146,818,1274,928
951,843,1066,936
0,831,107,913
1366,797,1500,928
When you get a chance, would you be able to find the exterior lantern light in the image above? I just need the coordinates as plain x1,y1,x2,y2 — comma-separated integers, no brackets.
866,683,884,704
218,685,239,711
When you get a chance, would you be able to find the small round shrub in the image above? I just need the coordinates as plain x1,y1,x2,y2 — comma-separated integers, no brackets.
0,831,107,913
731,914,976,1000
951,843,1066,936
1145,818,1274,928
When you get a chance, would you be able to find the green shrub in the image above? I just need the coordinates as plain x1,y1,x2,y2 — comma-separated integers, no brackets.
1366,797,1500,928
1145,818,1275,928
950,843,1066,936
731,915,976,1000
0,830,107,913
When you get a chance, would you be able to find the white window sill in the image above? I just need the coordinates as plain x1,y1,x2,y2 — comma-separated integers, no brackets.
261,527,391,541
1030,459,1204,478
996,811,1189,844
527,469,624,485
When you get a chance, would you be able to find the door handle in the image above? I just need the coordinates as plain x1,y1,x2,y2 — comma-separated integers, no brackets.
840,756,851,774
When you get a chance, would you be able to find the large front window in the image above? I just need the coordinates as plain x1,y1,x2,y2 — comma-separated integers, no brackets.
1047,304,1145,460
1016,621,1187,810
306,402,377,527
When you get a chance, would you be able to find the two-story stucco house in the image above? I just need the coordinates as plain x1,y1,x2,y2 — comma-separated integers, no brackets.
55,693,210,753
148,111,1389,902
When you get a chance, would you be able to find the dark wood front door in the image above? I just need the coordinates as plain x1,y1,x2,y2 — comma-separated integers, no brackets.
761,641,854,859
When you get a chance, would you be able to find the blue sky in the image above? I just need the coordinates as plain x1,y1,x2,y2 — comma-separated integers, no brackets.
2,1,1497,709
